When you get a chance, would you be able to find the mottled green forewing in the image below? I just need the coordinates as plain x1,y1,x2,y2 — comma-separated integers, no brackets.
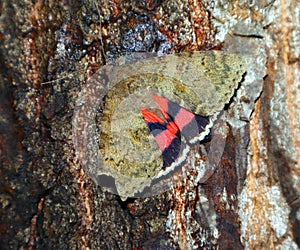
73,51,246,199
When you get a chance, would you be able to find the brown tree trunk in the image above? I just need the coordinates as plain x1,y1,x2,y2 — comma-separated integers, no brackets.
0,0,299,249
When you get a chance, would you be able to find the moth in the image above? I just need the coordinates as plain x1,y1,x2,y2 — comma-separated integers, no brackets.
72,51,247,200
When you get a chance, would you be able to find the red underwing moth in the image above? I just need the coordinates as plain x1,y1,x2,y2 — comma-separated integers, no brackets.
72,51,246,200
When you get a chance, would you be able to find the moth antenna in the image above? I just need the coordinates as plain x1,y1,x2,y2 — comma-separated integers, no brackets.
41,64,102,85
94,1,107,64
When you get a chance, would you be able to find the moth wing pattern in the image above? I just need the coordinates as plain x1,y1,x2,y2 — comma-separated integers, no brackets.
73,51,247,199
152,94,213,143
141,107,187,171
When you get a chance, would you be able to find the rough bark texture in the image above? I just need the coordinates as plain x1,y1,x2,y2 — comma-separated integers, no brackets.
0,0,299,249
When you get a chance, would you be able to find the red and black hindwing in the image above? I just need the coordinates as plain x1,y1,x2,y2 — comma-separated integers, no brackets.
141,94,212,171
141,108,183,170
152,95,211,143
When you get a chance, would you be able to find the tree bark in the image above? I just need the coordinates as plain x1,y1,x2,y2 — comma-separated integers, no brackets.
0,0,299,249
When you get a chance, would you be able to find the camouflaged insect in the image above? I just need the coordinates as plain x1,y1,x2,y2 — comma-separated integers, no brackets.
72,51,246,200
